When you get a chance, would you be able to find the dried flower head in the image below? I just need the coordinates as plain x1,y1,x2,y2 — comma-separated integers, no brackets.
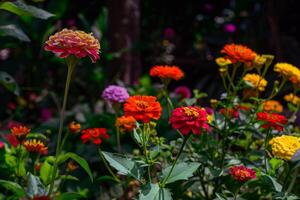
102,85,129,104
124,96,162,123
229,165,256,182
170,106,210,135
269,135,300,161
44,28,100,63
243,73,267,92
262,100,283,113
116,116,137,132
150,65,184,81
23,139,48,154
81,128,109,145
221,44,257,67
256,112,287,131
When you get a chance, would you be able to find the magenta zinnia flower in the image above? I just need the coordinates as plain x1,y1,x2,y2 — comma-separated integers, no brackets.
102,85,129,103
44,29,100,63
229,165,256,182
174,86,191,99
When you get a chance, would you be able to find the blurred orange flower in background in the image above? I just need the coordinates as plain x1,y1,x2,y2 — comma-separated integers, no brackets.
10,125,30,141
23,139,48,154
150,65,184,81
262,100,283,113
124,96,162,123
116,116,137,132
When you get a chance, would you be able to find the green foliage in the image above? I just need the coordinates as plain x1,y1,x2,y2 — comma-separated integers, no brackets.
139,183,172,200
0,71,20,95
0,180,25,197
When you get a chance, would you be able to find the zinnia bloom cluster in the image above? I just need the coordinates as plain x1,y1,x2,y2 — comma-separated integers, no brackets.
22,139,48,154
229,165,256,182
284,93,300,105
221,44,257,67
10,125,30,141
102,85,129,104
150,65,184,81
256,112,287,131
274,63,300,87
81,128,109,145
124,96,162,123
116,116,137,132
262,100,283,113
169,106,210,135
44,28,100,63
269,135,300,161
243,74,267,92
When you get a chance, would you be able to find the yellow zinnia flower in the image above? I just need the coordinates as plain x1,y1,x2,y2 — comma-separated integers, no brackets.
269,135,300,161
274,63,300,87
284,93,300,105
243,73,267,92
215,57,232,67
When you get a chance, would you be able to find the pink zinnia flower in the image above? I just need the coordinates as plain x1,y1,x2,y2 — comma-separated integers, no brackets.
170,106,210,135
174,86,191,100
229,165,256,182
44,29,100,63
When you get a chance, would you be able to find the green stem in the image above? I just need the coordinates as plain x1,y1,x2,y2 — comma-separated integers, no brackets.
98,148,120,183
287,167,299,192
264,129,271,173
113,104,121,152
267,79,286,100
161,136,189,187
48,58,76,195
282,163,292,192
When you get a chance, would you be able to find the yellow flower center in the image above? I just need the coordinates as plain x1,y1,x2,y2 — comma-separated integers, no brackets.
183,107,199,117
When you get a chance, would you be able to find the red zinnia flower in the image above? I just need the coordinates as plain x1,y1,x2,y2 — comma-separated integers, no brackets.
44,29,100,63
256,112,287,131
150,65,184,81
220,108,239,118
81,128,109,145
229,165,256,182
221,43,257,67
23,139,48,155
124,96,162,123
169,106,210,135
10,125,30,140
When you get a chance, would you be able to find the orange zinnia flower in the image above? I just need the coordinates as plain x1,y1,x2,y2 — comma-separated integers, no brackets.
68,121,81,133
116,116,137,132
23,139,48,154
150,65,184,81
10,125,30,140
124,96,162,123
262,100,283,113
44,29,100,63
221,44,257,67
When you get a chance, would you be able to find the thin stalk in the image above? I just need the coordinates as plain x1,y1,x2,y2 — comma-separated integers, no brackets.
282,163,292,192
98,148,121,183
287,167,299,192
113,104,121,152
264,129,271,173
161,136,189,186
48,59,76,195
267,79,286,100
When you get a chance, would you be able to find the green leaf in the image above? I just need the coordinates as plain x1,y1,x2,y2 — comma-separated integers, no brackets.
0,24,30,42
26,173,46,198
0,179,25,197
54,192,85,200
260,174,282,192
102,151,143,180
0,0,54,19
60,175,79,181
139,183,172,200
0,71,20,95
133,124,142,145
161,162,200,184
96,175,119,183
57,153,93,182
291,149,300,162
40,160,54,185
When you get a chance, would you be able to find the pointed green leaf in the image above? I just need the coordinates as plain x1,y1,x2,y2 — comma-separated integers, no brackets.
139,183,172,200
0,24,30,42
0,71,20,95
161,162,200,184
0,179,25,197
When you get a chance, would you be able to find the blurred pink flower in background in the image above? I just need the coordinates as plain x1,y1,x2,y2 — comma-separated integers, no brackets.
0,141,4,149
224,23,236,33
0,49,10,60
4,135,19,147
41,108,53,122
174,86,192,100
164,27,175,39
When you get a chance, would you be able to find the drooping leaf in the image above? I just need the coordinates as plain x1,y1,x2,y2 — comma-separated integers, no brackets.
0,71,20,95
0,0,54,19
133,124,142,145
57,152,93,182
102,151,143,181
0,179,25,197
0,24,30,42
60,175,79,181
161,162,200,184
139,183,172,200
26,173,46,198
40,160,55,185
54,192,85,200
